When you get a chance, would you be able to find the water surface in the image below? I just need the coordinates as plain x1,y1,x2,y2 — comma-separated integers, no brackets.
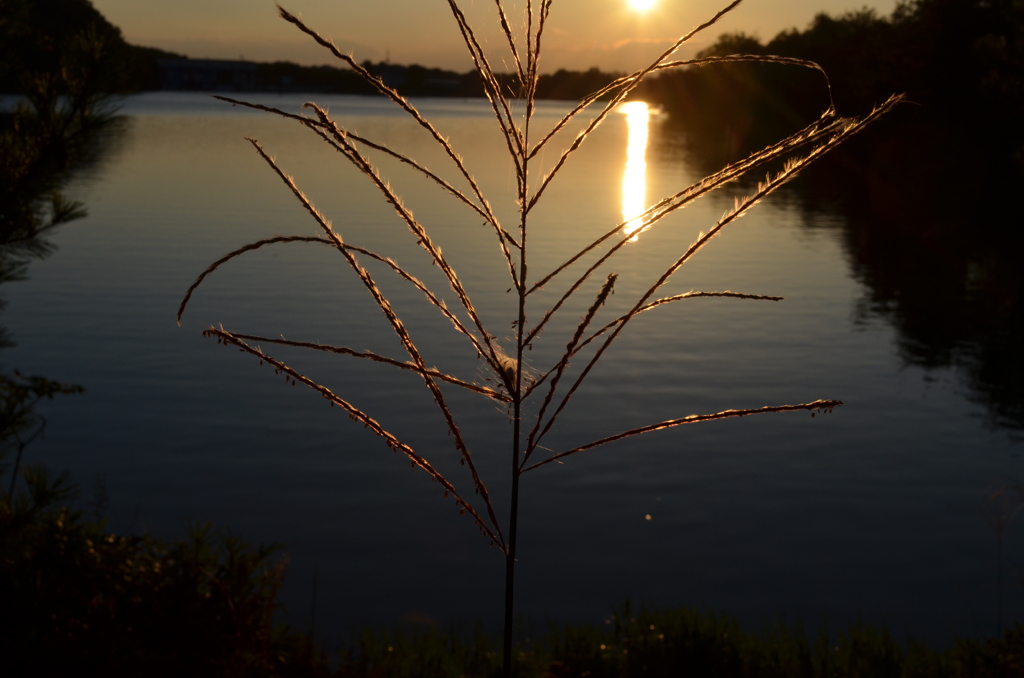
6,91,1022,646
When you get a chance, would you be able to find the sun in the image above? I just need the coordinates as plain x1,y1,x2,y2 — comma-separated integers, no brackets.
629,0,655,10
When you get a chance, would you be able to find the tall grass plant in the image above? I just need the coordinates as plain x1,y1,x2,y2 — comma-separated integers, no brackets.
178,1,899,673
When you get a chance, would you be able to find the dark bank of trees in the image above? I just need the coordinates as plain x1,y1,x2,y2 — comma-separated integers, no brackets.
0,0,181,95
0,0,625,98
638,0,1024,172
160,60,622,100
369,64,624,101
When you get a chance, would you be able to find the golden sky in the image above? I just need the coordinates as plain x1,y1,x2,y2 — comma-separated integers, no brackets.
93,0,897,71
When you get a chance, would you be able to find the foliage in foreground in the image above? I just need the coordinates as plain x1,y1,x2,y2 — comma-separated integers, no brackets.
339,607,1024,678
2,468,1023,677
0,469,330,677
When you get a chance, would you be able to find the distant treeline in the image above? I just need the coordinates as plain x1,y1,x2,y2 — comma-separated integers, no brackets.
3,0,1022,169
7,0,1022,168
636,0,1024,170
0,0,624,100
151,58,625,100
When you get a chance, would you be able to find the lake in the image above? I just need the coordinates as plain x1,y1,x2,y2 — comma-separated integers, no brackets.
4,91,1021,647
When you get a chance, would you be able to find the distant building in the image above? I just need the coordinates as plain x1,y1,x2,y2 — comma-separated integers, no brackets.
157,59,258,92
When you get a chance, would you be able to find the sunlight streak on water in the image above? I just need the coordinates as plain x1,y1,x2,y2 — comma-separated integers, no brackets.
618,101,650,241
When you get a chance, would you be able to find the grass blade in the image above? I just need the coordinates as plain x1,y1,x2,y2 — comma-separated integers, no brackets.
205,328,504,548
524,400,844,472
177,236,331,325
224,332,510,402
276,4,505,247
523,274,617,465
523,292,783,401
248,138,505,541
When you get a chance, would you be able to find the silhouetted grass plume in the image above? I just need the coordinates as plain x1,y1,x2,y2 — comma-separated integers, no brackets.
179,2,898,674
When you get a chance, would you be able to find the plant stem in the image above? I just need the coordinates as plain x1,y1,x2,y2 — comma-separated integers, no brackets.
502,438,520,677
504,111,532,678
502,286,525,677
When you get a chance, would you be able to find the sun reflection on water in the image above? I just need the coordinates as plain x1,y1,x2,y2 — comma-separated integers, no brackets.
619,101,650,241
